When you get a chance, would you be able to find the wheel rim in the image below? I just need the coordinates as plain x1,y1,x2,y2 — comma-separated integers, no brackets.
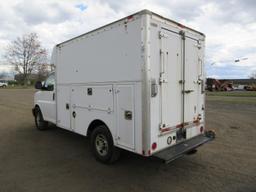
95,134,109,156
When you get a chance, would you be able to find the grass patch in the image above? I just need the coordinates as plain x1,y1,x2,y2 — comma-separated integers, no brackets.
0,85,34,89
206,96,256,104
206,91,256,97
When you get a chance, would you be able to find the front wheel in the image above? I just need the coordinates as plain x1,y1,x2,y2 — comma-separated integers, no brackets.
90,125,120,164
34,107,48,130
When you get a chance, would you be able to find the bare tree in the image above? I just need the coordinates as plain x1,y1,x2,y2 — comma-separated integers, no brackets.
37,63,50,81
249,70,256,79
4,33,47,85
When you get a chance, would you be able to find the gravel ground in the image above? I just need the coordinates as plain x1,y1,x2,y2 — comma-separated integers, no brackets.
0,89,255,192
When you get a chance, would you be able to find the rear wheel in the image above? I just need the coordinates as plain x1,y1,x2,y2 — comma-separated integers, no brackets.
90,125,120,164
34,107,48,130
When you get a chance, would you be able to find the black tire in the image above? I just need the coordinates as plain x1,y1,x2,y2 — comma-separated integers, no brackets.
34,107,48,130
90,125,120,164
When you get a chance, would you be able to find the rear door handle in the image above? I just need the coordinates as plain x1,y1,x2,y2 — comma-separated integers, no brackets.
183,90,194,94
53,93,55,100
72,111,76,118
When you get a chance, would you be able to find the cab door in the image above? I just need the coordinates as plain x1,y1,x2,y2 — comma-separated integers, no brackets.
38,73,56,123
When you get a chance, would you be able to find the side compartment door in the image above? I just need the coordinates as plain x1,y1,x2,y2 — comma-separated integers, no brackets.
56,85,71,130
71,85,114,135
116,85,135,150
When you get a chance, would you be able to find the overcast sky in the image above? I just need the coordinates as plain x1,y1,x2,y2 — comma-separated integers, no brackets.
0,0,255,79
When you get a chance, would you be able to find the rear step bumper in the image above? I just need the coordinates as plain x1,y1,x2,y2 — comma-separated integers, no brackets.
154,131,215,163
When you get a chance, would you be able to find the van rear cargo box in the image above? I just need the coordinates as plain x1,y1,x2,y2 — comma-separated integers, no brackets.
34,10,214,163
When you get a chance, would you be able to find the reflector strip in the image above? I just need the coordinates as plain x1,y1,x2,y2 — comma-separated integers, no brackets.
159,121,204,135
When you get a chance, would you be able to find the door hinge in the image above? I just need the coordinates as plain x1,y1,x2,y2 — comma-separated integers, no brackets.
194,43,202,49
194,79,202,85
159,74,167,84
159,31,168,39
115,89,120,94
179,80,185,84
179,30,185,40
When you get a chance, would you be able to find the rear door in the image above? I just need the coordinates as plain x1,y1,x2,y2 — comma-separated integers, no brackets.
159,29,183,129
159,28,202,133
184,37,202,123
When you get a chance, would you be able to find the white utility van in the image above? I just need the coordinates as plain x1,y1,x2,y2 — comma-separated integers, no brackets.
33,10,215,163
0,80,8,88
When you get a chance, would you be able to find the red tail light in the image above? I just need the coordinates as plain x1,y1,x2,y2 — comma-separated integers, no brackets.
152,142,157,150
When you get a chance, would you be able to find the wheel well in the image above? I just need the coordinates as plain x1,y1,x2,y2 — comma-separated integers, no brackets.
87,120,108,137
34,105,41,113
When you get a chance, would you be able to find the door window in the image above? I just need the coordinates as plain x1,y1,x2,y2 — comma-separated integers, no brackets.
44,73,55,91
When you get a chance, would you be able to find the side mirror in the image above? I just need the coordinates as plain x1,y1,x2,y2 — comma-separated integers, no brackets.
35,81,42,89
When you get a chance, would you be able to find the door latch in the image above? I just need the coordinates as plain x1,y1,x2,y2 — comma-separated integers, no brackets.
72,111,76,118
124,110,132,120
151,78,158,97
183,90,194,94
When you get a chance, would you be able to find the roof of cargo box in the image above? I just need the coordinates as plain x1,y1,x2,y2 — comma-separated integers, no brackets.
57,9,205,47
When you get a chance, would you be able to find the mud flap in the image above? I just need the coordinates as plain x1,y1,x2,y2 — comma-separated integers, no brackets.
154,132,215,163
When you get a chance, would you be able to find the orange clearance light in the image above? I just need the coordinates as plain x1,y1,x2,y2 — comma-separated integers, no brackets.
152,142,157,150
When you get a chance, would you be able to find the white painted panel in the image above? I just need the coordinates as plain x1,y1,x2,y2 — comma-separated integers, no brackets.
116,84,135,149
57,18,142,84
160,29,182,128
71,85,114,134
184,37,200,123
56,85,71,130
36,90,56,123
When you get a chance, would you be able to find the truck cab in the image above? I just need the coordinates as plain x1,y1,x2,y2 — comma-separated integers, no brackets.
33,72,56,129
